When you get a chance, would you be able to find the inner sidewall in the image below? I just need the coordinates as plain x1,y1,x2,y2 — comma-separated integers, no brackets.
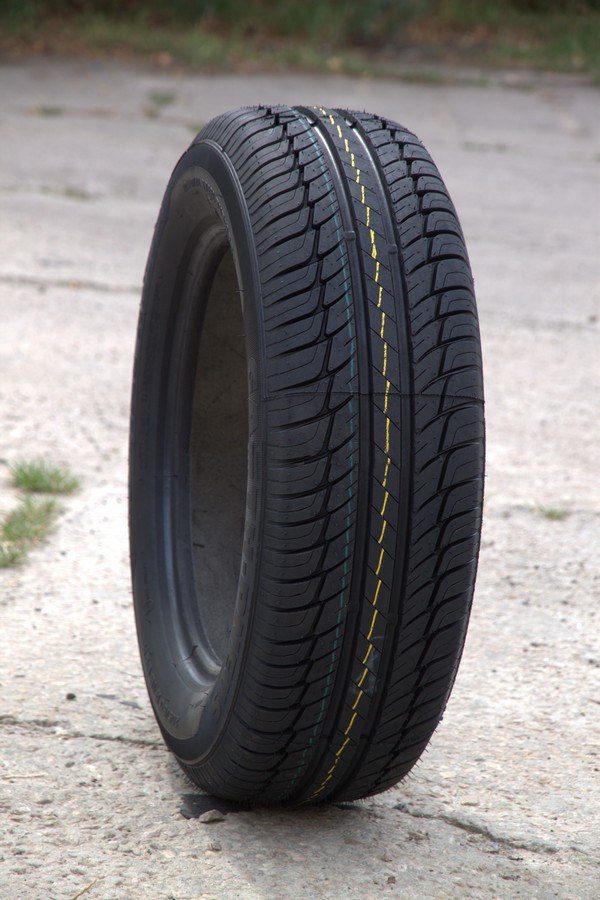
187,246,248,664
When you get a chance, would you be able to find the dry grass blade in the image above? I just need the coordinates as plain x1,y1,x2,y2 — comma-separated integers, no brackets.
70,881,98,900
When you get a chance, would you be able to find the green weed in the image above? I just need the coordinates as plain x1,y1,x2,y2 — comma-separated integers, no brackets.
10,459,80,495
148,91,176,107
62,186,92,201
34,105,64,117
537,505,570,521
0,496,60,567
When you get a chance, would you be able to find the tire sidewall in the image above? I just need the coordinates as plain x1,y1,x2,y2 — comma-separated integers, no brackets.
129,139,267,762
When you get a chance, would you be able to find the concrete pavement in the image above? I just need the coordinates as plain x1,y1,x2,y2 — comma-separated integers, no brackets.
0,58,599,898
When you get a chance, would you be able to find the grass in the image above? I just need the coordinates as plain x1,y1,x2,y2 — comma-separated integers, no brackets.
2,3,600,82
144,90,177,117
423,1,600,79
61,186,92,201
462,140,510,153
0,497,60,568
2,496,60,544
10,459,80,495
34,105,64,117
0,544,24,568
148,91,176,107
537,505,570,521
0,459,80,568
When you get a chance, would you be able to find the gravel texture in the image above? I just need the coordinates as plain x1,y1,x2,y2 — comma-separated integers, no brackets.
0,59,599,899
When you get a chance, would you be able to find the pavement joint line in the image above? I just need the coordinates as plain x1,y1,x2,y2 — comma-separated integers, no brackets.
480,312,599,333
0,274,141,294
488,505,599,517
0,715,161,748
2,274,595,334
15,106,207,130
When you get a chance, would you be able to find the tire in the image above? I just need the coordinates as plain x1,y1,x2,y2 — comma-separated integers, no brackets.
129,105,485,805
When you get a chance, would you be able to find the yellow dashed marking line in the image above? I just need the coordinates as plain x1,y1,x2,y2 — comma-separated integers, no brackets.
375,546,385,576
382,457,390,487
373,580,382,606
366,608,379,641
308,107,394,801
345,712,357,735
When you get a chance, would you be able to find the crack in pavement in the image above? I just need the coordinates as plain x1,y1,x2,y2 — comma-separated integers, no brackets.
0,714,161,748
393,801,598,861
1,713,596,858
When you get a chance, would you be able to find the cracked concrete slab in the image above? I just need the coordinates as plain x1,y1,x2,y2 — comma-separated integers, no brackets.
0,58,599,898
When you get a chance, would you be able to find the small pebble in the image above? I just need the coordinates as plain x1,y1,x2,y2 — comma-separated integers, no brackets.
198,809,226,824
206,841,222,852
407,830,427,842
65,692,76,701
